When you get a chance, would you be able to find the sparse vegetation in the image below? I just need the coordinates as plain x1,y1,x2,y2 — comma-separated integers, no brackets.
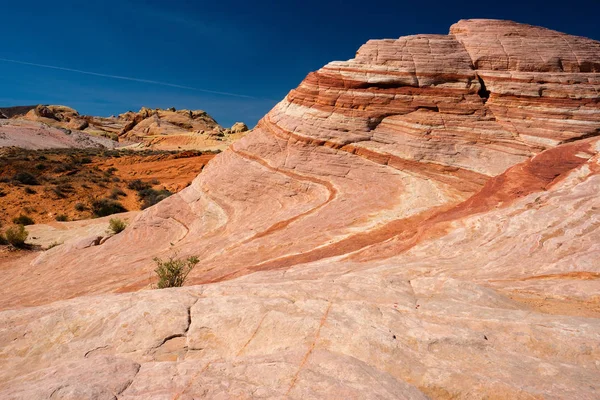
0,147,214,225
153,254,199,289
91,198,127,217
108,218,127,234
12,214,34,226
127,179,151,191
12,172,39,185
105,167,118,175
5,225,28,247
109,187,126,200
54,163,77,173
139,188,173,209
55,214,68,222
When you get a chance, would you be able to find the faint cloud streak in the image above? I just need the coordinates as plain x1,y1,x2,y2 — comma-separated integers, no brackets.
0,57,258,99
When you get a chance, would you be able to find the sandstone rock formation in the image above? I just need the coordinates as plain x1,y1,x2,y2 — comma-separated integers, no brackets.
231,121,249,133
3,105,249,151
1,19,599,399
0,119,120,149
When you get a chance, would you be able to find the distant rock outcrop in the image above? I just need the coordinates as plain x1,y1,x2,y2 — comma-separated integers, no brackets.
0,105,37,119
230,121,249,133
1,105,249,150
1,20,599,399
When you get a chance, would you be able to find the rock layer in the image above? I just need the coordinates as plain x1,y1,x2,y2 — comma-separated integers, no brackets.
1,19,600,399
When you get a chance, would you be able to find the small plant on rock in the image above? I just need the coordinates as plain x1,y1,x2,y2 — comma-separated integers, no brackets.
5,225,28,247
108,218,127,234
153,254,199,289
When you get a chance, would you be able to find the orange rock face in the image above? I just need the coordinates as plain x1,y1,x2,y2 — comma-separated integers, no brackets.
1,19,600,399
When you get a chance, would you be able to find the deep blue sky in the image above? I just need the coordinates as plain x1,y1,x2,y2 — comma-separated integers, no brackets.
1,0,599,127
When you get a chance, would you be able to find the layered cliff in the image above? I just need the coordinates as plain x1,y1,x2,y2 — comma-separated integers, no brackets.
1,19,599,399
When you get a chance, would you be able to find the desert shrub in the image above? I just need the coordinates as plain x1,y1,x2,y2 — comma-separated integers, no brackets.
0,234,7,245
109,187,126,200
13,172,39,185
105,167,118,175
154,255,199,289
74,202,86,212
80,157,92,164
55,214,68,222
24,187,36,194
57,182,74,192
139,188,172,209
112,176,121,183
54,163,76,173
91,198,127,217
150,178,160,185
5,225,28,247
12,214,34,226
0,190,6,197
127,179,151,191
108,218,127,234
35,163,47,171
51,186,67,199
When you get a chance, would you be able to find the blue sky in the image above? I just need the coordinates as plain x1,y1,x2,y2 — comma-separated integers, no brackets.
1,0,599,127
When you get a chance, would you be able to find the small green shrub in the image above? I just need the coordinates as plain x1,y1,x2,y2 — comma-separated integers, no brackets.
109,187,126,200
5,225,28,247
91,198,127,217
0,233,8,245
127,179,151,191
13,172,39,185
55,214,68,222
154,255,199,289
105,167,118,175
54,163,73,173
139,188,172,209
24,187,36,194
12,214,34,226
74,202,86,212
108,218,127,234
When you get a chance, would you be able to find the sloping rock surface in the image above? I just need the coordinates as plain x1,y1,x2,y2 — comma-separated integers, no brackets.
0,119,121,149
1,19,599,399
